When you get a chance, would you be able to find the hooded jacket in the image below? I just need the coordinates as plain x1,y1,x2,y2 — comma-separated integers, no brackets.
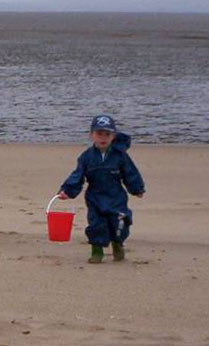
61,133,145,214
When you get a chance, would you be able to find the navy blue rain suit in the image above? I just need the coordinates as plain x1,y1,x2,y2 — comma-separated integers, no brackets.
61,133,145,247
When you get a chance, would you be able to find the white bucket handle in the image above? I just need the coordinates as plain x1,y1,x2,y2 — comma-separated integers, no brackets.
46,195,75,214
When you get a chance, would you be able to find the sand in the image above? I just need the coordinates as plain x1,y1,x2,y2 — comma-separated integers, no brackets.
0,143,209,346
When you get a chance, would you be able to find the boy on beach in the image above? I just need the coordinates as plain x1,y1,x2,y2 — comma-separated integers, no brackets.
58,115,145,263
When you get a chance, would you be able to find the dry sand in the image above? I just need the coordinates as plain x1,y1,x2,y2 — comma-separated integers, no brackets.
0,143,209,346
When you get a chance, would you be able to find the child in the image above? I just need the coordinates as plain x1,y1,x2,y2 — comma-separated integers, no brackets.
58,114,145,263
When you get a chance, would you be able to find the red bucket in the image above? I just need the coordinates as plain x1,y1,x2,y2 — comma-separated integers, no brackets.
46,196,75,242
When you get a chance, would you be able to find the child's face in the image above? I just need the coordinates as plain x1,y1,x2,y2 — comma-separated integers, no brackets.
91,130,115,151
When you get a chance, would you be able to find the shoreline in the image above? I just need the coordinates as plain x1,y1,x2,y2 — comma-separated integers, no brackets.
1,141,209,147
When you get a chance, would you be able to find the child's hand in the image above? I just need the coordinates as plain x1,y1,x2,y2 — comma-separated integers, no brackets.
58,191,69,200
137,193,144,198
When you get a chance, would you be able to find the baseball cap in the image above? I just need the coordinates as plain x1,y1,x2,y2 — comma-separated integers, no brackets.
91,115,117,133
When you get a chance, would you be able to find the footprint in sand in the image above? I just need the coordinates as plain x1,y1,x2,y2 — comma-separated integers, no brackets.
7,256,25,261
19,209,34,215
132,260,149,265
116,331,183,344
16,240,28,244
18,196,29,201
31,220,45,225
88,326,105,332
0,231,18,235
36,255,64,266
22,330,31,335
8,255,65,266
118,335,135,341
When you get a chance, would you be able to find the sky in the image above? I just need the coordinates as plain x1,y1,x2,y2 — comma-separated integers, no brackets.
0,0,209,13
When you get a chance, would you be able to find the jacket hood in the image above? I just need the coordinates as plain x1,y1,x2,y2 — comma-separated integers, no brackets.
112,132,131,152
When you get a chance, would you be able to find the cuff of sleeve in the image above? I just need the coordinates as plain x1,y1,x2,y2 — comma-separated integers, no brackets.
132,188,145,195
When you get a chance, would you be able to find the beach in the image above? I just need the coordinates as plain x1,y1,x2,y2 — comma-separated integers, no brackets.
0,143,209,345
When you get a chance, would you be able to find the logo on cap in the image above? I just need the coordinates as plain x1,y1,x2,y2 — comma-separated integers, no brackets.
96,116,111,126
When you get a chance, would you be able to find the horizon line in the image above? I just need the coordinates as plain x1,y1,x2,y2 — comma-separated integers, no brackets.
0,10,209,14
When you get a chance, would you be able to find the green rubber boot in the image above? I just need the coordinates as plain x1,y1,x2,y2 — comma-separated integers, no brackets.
88,245,104,264
112,242,125,261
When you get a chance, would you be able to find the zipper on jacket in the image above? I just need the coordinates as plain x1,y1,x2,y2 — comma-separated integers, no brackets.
102,145,111,162
94,145,111,162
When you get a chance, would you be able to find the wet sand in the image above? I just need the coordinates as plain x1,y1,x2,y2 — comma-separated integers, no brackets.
0,143,209,345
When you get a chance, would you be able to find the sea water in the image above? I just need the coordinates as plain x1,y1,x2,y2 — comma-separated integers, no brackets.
0,12,209,143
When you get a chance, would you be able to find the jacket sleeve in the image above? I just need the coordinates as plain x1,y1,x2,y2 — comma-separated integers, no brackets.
60,154,86,198
121,152,145,195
